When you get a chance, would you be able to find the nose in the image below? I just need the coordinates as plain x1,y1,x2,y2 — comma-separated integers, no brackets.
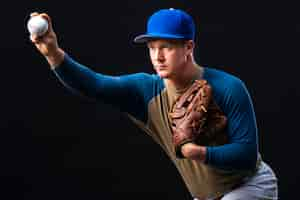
153,48,165,63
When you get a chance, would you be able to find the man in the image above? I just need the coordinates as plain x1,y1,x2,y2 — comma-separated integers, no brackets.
30,8,278,200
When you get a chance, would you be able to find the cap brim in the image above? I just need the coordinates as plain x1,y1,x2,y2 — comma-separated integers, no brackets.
133,33,186,43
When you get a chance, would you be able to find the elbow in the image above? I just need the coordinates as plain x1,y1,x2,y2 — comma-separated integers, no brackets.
236,143,258,171
246,148,258,170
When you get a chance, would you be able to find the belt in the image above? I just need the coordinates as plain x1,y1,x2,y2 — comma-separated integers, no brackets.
194,196,223,200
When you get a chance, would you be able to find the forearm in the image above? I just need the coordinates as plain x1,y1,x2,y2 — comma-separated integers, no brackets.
181,143,257,170
52,53,110,98
181,142,257,171
205,142,257,170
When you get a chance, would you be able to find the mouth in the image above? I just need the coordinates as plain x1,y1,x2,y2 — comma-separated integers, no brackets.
155,65,167,70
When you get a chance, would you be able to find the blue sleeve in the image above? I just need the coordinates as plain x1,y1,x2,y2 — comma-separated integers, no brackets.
205,78,258,171
53,54,157,123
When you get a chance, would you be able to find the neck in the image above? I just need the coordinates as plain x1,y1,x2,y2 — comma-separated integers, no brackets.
167,60,203,91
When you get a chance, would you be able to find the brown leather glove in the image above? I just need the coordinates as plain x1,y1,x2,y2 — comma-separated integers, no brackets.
169,80,228,158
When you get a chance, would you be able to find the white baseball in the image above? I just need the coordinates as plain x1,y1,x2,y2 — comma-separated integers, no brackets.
27,15,49,36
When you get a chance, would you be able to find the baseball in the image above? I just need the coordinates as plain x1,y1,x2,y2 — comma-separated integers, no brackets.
27,15,49,36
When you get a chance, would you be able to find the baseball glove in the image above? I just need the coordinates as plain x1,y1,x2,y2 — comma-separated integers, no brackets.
168,79,228,158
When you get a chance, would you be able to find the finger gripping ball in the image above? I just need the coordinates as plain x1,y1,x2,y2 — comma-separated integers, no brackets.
27,16,49,36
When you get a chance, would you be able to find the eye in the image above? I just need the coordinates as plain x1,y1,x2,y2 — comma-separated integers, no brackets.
147,43,153,49
148,46,154,53
148,47,155,53
162,44,171,49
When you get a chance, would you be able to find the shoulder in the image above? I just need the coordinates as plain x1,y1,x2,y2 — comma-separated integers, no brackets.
204,67,248,94
203,67,251,108
204,67,243,86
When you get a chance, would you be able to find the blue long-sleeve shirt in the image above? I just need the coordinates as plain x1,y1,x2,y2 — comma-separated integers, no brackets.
53,54,260,198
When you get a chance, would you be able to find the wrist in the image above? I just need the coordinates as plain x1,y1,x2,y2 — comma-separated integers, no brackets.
181,143,206,162
46,48,65,69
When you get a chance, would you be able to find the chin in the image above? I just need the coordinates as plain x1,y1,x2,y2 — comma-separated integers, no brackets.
157,71,170,79
155,69,170,78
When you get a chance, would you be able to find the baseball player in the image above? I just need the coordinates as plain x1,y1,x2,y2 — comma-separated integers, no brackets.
30,8,278,200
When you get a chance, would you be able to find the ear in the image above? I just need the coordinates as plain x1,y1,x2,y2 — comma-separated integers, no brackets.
185,40,195,56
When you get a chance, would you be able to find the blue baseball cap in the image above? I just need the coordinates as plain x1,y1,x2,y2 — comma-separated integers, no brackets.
134,8,195,43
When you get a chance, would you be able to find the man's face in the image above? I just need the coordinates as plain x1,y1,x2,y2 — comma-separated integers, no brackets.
147,39,191,79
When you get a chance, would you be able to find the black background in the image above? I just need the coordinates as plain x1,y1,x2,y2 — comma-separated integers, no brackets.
0,1,299,199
